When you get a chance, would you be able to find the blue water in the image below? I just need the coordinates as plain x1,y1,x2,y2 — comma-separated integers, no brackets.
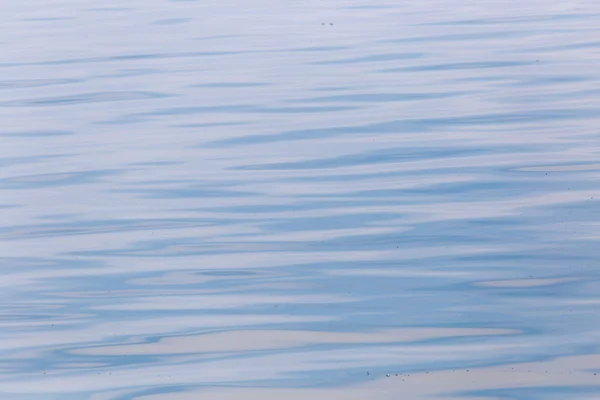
2,0,600,399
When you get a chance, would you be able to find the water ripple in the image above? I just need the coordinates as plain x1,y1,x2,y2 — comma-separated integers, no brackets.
2,0,600,399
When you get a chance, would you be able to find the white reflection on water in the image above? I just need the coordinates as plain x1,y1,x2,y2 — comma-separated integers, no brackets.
75,327,517,355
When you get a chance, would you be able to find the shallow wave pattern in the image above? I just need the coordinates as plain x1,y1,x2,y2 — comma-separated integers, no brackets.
2,0,600,399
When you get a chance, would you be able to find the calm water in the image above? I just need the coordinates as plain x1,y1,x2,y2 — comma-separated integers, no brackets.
2,0,600,399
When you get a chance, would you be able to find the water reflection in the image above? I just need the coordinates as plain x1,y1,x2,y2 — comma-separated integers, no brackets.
2,0,600,398
122,353,600,400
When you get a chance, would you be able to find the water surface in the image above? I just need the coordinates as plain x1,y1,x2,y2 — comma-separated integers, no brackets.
2,0,600,399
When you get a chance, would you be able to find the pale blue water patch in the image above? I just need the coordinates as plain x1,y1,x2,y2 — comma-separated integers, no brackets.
0,51,244,68
290,92,467,103
2,0,600,399
508,75,593,87
313,52,424,64
527,40,600,52
1,131,74,138
0,155,72,168
1,170,121,190
291,46,351,53
420,13,600,26
190,82,269,88
1,92,172,108
101,105,359,125
0,79,83,89
384,31,531,43
385,60,536,72
153,18,191,26
171,121,248,129
206,108,599,146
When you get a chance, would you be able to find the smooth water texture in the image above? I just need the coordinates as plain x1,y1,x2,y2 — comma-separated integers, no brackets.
2,0,600,399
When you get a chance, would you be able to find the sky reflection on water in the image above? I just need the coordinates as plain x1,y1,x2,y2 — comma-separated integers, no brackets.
2,0,600,398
